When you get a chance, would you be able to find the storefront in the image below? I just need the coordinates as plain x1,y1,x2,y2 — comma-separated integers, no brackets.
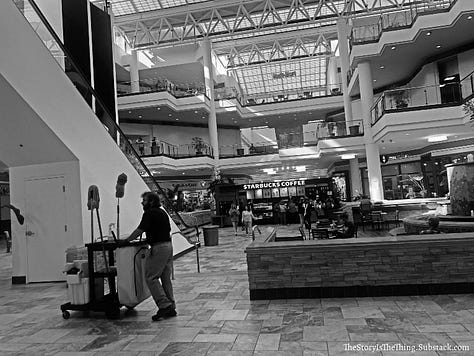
242,180,306,223
158,180,211,212
359,149,474,200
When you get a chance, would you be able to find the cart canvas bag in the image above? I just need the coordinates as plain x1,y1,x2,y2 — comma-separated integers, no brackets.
116,245,151,307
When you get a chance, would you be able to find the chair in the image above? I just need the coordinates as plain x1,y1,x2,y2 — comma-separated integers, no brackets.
371,211,387,231
311,228,329,240
360,200,373,231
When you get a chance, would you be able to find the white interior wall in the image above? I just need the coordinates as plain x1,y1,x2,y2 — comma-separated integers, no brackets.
1,1,192,281
9,161,82,277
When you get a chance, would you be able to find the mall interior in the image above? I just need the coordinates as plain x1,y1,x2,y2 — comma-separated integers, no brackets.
1,0,474,354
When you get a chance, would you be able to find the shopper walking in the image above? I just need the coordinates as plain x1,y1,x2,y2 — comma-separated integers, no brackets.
242,205,257,237
229,203,240,236
123,192,176,321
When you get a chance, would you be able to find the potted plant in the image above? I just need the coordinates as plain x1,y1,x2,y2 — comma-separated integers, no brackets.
463,98,474,120
393,90,409,109
191,137,206,155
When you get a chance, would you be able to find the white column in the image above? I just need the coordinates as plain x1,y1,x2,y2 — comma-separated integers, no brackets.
349,158,363,199
201,38,219,166
337,18,354,134
358,61,383,201
130,49,140,93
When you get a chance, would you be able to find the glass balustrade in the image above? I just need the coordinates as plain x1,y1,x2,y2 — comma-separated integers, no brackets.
214,83,343,106
13,0,198,234
461,70,474,101
371,82,463,124
118,79,206,99
351,0,456,46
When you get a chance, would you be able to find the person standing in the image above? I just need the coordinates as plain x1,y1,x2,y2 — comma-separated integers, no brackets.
304,199,314,231
228,203,240,236
242,205,257,236
151,137,158,155
279,201,287,225
136,137,145,155
298,197,305,229
288,199,297,224
122,192,176,321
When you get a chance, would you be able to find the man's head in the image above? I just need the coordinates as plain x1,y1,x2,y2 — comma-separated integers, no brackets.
427,216,440,230
141,191,161,211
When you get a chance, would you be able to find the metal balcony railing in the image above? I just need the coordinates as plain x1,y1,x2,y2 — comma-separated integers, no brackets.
350,0,457,46
371,82,463,125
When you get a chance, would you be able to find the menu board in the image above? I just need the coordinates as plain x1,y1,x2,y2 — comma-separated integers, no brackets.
246,190,255,200
271,188,280,198
280,187,288,197
263,189,271,198
255,189,263,199
288,186,297,197
297,186,305,196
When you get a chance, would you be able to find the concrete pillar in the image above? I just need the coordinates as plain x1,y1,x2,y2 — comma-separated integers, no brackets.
349,158,363,199
201,38,219,166
337,18,354,134
358,61,383,201
130,49,140,93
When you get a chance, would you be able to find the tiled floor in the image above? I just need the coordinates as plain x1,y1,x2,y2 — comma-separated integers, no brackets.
0,225,473,355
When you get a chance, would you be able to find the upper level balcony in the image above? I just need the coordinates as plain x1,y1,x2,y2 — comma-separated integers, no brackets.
117,79,210,112
118,79,344,119
370,75,474,145
350,0,457,48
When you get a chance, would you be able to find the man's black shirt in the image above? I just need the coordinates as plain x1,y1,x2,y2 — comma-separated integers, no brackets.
138,207,171,244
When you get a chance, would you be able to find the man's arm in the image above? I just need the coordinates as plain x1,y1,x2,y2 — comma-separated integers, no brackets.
124,228,143,242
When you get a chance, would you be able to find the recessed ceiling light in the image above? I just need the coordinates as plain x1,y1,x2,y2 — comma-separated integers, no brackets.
202,116,205,119
341,154,356,160
175,118,179,121
406,133,410,136
436,45,441,49
391,46,396,50
373,79,377,82
182,172,185,175
194,111,198,114
138,115,142,118
157,107,160,110
380,65,385,69
168,114,172,116
427,135,447,142
468,15,472,20
128,110,132,113
426,31,431,36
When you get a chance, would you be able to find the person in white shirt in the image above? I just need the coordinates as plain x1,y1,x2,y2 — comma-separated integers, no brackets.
241,205,257,236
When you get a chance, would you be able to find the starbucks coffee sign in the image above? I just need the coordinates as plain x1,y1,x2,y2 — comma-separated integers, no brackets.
243,180,305,190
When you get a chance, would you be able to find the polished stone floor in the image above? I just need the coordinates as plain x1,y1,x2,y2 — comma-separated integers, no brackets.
0,225,473,355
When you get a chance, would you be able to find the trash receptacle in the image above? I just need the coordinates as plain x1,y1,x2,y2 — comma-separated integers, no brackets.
203,225,219,246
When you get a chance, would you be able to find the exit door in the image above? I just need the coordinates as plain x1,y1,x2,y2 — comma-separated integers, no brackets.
25,176,67,282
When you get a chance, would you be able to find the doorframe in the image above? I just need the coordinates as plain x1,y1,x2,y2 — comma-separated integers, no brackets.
24,175,67,283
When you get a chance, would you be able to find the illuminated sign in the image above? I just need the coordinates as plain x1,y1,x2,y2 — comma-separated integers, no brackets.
243,180,305,190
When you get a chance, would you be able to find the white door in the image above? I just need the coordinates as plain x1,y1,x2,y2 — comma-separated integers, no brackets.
25,176,67,282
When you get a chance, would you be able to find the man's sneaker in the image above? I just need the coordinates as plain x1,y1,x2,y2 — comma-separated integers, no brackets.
152,306,177,321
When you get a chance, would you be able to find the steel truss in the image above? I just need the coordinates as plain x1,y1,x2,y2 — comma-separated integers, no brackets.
112,0,433,49
222,33,334,68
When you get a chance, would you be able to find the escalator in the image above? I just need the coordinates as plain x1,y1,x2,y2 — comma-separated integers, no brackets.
8,0,200,246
